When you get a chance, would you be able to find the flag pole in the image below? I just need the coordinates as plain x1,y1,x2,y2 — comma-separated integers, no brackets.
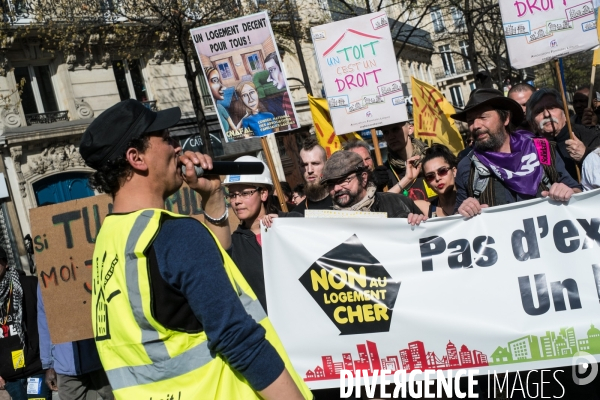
370,128,383,166
260,136,289,212
554,58,581,182
588,66,596,109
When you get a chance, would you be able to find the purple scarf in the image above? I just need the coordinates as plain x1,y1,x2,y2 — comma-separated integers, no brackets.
473,130,543,196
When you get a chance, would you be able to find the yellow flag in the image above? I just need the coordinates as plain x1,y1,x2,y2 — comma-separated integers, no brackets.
308,94,363,158
593,49,600,66
411,77,464,155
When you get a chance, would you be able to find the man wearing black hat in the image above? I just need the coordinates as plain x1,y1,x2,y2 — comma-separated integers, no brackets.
453,88,581,218
526,87,600,182
79,99,311,399
320,150,426,222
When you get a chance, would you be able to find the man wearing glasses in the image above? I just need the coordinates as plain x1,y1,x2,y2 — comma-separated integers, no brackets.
320,150,426,224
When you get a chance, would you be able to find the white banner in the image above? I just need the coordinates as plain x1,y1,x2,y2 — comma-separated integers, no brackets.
498,0,599,68
263,190,600,390
311,12,408,135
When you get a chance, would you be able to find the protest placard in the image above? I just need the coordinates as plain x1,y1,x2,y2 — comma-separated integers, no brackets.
30,195,113,344
190,12,299,141
311,12,408,135
498,0,599,68
263,190,600,390
31,186,238,344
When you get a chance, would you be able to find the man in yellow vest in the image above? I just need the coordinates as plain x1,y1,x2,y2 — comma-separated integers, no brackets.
79,99,312,400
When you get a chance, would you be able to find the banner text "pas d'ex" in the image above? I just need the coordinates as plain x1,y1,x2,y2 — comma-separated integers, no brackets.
420,216,599,316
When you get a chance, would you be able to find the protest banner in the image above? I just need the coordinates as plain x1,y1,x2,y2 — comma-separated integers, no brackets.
411,77,464,155
31,186,238,344
30,195,113,344
498,0,599,69
190,12,299,141
311,12,409,135
263,190,600,390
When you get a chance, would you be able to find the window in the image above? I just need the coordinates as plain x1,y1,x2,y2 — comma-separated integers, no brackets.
112,59,149,102
470,82,477,91
459,40,471,70
431,7,445,33
449,86,464,108
14,65,59,115
451,7,465,29
242,52,263,74
217,61,234,79
439,45,456,75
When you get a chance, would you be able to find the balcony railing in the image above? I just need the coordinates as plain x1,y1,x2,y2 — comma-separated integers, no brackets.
142,100,157,111
25,111,69,125
433,61,472,80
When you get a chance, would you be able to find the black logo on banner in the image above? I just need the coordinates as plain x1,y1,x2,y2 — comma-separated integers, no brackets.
299,234,400,335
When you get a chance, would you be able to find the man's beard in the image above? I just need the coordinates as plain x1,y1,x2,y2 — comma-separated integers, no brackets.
473,128,506,152
332,189,361,208
304,180,328,201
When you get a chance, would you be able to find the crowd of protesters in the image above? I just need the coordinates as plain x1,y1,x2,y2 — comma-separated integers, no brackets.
1,79,600,400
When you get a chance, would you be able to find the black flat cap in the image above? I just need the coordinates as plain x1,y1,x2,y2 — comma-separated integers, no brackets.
451,88,524,126
80,99,181,170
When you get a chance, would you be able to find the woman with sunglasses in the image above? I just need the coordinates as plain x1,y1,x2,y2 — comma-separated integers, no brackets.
421,144,458,217
221,156,281,313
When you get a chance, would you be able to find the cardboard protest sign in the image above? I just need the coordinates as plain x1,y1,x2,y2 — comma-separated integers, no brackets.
31,186,238,344
499,0,599,68
264,190,600,389
31,195,113,344
311,12,408,135
190,12,299,141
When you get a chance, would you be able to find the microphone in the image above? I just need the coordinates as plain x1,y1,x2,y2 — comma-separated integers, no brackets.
181,161,265,177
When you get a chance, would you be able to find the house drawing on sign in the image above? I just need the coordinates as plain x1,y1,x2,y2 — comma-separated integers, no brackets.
322,29,384,58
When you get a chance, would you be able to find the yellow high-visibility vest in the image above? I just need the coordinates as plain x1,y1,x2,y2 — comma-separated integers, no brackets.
91,209,312,399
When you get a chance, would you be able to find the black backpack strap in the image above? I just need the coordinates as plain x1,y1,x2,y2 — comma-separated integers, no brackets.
471,154,491,200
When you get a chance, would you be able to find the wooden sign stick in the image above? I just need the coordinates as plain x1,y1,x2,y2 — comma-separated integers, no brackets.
261,136,288,212
553,59,581,182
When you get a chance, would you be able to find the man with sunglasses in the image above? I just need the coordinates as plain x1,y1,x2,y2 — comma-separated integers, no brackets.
526,87,600,182
78,99,311,400
320,150,426,222
452,88,581,218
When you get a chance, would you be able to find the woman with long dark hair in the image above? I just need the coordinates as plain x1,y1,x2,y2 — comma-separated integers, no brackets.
421,144,458,217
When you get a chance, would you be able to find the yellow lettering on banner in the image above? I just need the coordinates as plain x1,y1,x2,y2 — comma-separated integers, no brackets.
333,304,390,324
334,306,348,324
311,269,329,291
12,349,25,369
374,304,389,321
347,267,367,288
347,306,364,323
329,268,346,290
370,279,379,288
363,304,375,322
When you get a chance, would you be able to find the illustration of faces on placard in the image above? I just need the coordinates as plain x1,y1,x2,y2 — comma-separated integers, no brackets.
204,51,297,142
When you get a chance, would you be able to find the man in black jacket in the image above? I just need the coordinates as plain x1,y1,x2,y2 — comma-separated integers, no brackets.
0,247,50,400
526,87,600,181
320,151,426,224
